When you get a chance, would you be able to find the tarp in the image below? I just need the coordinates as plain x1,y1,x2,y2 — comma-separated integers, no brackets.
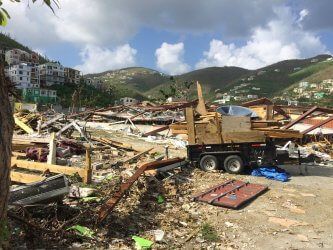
216,105,258,117
251,166,290,182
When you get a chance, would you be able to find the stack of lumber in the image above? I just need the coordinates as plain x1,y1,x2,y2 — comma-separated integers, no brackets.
170,107,302,145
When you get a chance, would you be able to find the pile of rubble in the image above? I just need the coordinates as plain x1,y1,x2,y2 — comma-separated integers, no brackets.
8,83,333,248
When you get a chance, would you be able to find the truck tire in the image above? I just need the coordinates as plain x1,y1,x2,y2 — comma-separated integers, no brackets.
224,155,244,174
199,155,219,171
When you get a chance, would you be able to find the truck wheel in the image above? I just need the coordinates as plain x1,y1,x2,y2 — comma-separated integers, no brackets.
200,155,219,171
224,155,244,174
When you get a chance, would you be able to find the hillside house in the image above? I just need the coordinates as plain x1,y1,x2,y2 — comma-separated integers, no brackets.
84,77,104,89
287,100,299,106
322,79,333,84
314,92,325,99
247,94,258,99
293,88,304,94
7,63,39,89
299,81,309,88
65,67,81,84
22,88,57,104
38,62,65,86
5,49,39,65
120,97,138,106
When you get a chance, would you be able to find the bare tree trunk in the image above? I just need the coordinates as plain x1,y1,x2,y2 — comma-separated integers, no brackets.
0,63,14,248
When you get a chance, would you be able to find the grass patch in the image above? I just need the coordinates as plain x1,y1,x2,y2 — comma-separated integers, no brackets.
201,223,219,242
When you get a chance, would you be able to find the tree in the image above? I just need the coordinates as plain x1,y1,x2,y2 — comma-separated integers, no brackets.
0,1,58,248
159,76,194,101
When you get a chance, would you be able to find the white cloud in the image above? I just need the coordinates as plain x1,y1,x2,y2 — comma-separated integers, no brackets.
196,7,328,70
1,0,282,48
298,9,309,23
155,42,190,75
75,44,137,74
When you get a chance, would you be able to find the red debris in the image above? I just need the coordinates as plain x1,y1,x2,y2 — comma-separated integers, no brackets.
193,179,268,209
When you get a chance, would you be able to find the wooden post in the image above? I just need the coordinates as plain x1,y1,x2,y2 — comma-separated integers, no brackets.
195,81,207,116
47,132,56,165
186,107,196,145
215,112,223,143
83,146,92,184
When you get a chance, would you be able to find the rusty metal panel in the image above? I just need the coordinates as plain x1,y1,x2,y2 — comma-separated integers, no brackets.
193,180,267,209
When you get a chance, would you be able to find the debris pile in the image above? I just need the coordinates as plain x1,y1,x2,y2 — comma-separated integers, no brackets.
7,82,333,248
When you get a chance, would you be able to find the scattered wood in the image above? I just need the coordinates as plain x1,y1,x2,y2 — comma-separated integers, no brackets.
122,147,153,164
14,116,35,134
142,125,169,137
11,156,92,184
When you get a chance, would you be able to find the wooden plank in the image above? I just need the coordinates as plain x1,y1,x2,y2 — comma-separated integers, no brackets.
47,132,56,165
169,123,187,130
41,114,64,129
186,107,196,145
255,129,303,139
222,131,266,143
11,158,86,176
122,148,153,164
12,152,26,157
82,147,92,184
221,116,251,132
170,129,188,135
14,116,35,134
142,125,169,137
11,171,45,184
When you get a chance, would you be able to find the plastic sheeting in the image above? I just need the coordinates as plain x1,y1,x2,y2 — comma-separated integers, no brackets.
216,105,258,117
251,166,290,182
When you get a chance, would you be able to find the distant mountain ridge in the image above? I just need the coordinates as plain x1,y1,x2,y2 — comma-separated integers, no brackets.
87,54,332,103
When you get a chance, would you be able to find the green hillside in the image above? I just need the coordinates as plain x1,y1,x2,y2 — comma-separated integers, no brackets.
226,55,332,98
87,67,173,93
88,55,332,103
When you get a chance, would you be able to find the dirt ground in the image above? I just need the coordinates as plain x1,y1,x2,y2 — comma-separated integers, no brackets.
100,129,333,249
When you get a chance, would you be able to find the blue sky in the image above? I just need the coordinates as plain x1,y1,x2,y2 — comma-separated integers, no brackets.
2,0,333,74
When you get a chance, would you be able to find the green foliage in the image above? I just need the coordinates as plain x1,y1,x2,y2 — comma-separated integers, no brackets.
51,81,115,108
0,0,59,27
158,77,194,100
201,223,219,242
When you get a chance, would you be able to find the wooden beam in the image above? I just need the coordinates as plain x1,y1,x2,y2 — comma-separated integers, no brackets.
122,147,153,164
186,107,196,145
195,81,208,116
11,158,86,177
142,125,169,137
302,116,333,134
11,171,45,184
83,147,92,184
14,116,35,134
47,132,56,165
284,106,318,129
41,114,64,129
